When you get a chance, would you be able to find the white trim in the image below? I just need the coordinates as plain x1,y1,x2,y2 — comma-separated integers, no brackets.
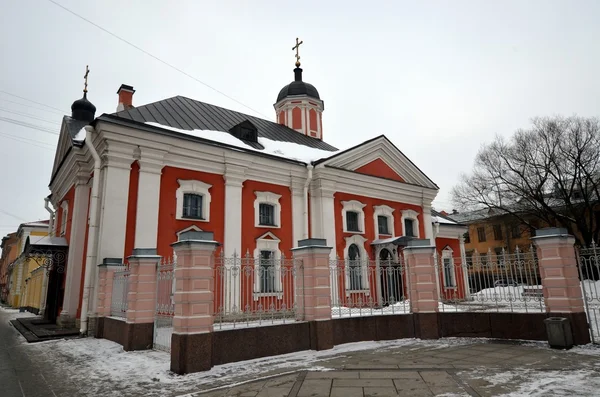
253,232,283,299
254,191,282,228
441,247,456,288
341,200,366,234
176,225,203,237
60,200,69,236
373,205,395,239
176,179,212,221
343,234,370,295
401,209,420,238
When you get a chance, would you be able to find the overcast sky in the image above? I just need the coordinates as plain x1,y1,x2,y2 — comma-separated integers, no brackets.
1,0,599,237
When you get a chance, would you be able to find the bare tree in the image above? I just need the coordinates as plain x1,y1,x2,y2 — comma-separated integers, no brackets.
453,115,600,246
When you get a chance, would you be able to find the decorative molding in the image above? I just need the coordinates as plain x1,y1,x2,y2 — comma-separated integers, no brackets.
176,180,212,221
373,205,395,239
341,200,366,234
401,209,420,238
254,191,282,228
253,232,282,299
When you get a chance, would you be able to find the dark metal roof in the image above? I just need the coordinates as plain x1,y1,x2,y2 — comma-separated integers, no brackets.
111,96,337,151
63,116,88,147
276,67,320,102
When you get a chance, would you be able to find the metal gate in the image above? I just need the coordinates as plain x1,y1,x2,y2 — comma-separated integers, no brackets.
153,257,175,352
578,244,600,343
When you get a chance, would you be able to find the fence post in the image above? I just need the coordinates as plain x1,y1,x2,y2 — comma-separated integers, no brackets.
124,249,162,351
170,231,219,375
532,227,590,345
292,238,333,351
404,239,440,339
95,258,125,338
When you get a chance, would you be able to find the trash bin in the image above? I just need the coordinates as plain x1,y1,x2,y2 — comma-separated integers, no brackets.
544,317,574,349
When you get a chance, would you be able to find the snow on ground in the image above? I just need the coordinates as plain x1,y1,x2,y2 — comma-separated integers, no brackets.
0,305,39,321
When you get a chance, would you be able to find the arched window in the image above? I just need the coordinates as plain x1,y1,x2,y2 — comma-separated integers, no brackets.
348,244,362,290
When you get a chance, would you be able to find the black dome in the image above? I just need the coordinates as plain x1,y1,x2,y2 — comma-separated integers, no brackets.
71,94,96,122
276,67,320,103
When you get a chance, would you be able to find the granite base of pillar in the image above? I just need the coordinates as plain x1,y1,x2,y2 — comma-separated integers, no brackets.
414,313,440,339
309,320,334,351
57,313,77,329
95,317,105,339
549,312,591,346
87,316,98,338
123,322,154,351
171,333,213,375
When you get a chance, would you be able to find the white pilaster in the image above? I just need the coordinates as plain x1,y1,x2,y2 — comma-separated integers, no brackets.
290,177,304,247
310,179,337,259
134,149,165,249
423,205,434,240
301,106,307,135
223,164,245,312
59,173,91,320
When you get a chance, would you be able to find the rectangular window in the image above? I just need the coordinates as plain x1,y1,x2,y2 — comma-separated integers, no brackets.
477,226,486,242
378,215,390,235
404,218,415,237
464,231,470,243
259,250,276,293
346,211,360,232
258,203,275,226
511,224,522,238
493,224,503,241
443,257,455,287
183,193,203,219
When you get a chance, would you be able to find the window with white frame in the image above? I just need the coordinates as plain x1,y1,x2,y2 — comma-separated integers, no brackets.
176,180,212,221
373,205,395,239
254,192,281,228
442,248,456,288
342,200,366,233
344,234,369,293
254,232,282,298
401,209,419,238
60,201,69,236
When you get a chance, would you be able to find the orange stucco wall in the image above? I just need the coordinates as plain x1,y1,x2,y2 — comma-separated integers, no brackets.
355,159,405,183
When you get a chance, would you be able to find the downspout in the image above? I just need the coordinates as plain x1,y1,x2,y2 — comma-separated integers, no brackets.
80,125,101,335
303,165,314,239
44,197,55,235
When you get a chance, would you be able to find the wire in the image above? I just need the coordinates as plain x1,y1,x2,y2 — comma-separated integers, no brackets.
0,132,56,151
0,90,67,114
0,107,61,126
0,97,65,116
47,0,271,119
0,117,59,135
0,209,27,222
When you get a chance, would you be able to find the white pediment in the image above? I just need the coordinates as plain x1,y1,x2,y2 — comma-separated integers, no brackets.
51,120,75,179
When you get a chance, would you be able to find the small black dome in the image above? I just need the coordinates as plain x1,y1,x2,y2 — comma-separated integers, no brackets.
71,94,96,122
276,68,320,103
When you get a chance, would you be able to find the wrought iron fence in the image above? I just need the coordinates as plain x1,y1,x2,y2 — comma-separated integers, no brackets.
110,269,130,318
329,257,409,318
438,247,544,313
577,243,600,343
154,257,175,352
214,252,302,330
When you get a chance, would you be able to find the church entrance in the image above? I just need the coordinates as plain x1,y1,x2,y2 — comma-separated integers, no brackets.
379,248,403,306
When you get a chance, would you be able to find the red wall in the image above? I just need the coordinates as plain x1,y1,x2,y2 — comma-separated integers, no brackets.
355,159,405,183
156,166,225,258
123,161,140,259
292,107,302,130
436,237,467,300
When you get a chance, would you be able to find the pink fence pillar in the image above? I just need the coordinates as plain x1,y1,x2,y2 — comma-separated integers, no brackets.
533,228,591,345
94,259,125,338
170,231,219,375
404,240,440,339
292,238,334,351
123,249,161,351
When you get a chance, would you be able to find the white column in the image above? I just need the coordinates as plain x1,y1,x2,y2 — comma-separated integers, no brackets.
423,204,434,240
291,178,304,247
301,105,307,135
90,150,133,314
59,174,91,322
224,165,245,312
459,234,471,299
310,178,337,260
134,149,165,250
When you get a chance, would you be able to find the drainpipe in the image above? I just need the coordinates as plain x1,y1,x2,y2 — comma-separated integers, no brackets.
303,165,313,239
44,197,55,234
80,125,101,336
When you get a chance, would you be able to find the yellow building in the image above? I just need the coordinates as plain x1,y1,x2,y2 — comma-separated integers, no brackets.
7,221,49,309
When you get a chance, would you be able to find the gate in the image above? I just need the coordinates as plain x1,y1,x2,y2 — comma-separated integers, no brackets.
153,257,175,352
578,244,600,343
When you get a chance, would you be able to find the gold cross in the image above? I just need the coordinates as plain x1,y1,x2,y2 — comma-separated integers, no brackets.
83,65,90,94
292,37,303,67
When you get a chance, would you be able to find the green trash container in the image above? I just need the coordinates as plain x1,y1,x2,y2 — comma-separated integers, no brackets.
544,317,574,349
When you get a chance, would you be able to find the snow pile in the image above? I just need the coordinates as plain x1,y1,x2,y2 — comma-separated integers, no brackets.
145,122,341,163
73,127,86,142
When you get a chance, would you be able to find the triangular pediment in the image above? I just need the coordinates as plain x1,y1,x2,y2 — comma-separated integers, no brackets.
316,136,438,189
51,119,75,179
256,231,280,241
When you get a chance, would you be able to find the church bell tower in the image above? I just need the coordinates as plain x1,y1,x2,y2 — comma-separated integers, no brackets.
274,38,325,140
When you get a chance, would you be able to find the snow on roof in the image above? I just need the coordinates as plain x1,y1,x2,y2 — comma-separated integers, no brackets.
21,220,50,228
73,127,86,142
30,236,68,247
145,122,341,164
432,215,459,225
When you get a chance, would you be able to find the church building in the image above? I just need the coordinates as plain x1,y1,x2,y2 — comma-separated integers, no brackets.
47,42,468,332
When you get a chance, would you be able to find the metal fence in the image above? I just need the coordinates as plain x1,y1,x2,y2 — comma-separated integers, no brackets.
214,253,302,330
329,257,410,318
110,269,130,318
438,247,544,313
154,257,175,352
578,243,600,343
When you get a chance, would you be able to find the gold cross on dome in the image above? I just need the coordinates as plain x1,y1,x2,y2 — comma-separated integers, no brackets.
83,65,90,94
292,37,303,67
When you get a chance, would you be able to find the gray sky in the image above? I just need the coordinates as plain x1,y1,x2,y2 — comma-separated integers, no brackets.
1,0,599,237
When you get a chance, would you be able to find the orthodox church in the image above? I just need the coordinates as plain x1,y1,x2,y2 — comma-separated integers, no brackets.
47,41,468,331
